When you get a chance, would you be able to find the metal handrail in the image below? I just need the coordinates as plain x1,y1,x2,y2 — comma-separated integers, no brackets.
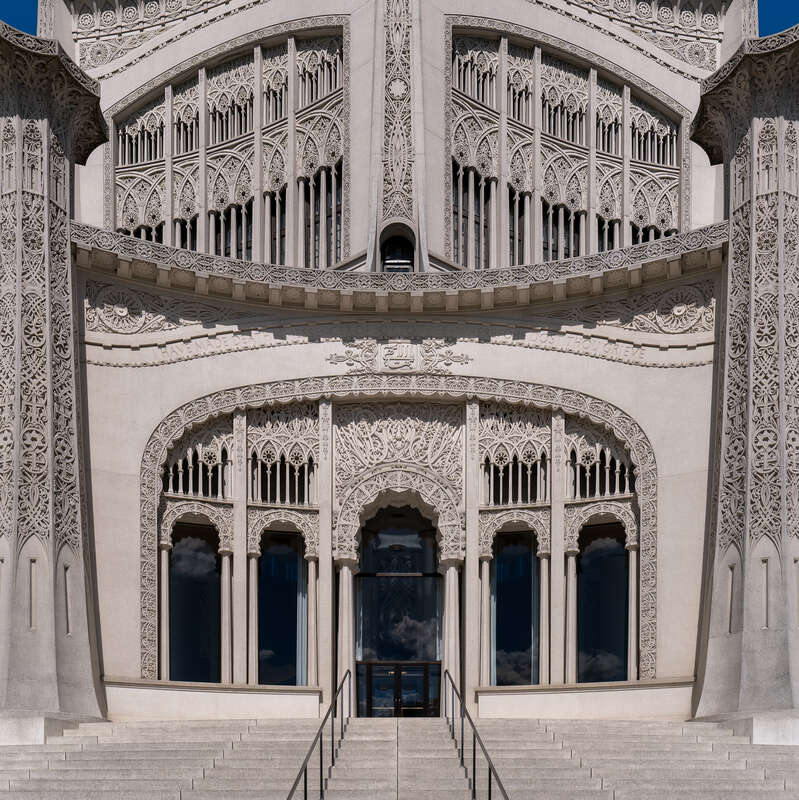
443,670,509,800
286,670,352,800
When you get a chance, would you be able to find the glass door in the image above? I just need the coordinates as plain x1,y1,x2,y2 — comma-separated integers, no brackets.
355,506,444,717
357,662,441,717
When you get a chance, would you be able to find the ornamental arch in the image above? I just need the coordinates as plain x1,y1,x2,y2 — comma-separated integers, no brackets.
139,375,658,685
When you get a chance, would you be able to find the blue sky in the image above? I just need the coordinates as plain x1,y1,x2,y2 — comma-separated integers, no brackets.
0,0,796,47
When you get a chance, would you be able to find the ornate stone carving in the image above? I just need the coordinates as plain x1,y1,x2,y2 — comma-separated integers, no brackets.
160,498,234,552
84,279,261,334
247,403,320,463
334,466,464,563
247,506,319,558
544,281,716,334
334,402,463,501
564,500,639,552
139,375,658,680
479,508,551,557
479,403,551,463
382,0,414,222
328,339,471,374
72,219,727,291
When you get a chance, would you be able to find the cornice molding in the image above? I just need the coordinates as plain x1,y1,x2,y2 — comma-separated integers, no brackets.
72,220,725,314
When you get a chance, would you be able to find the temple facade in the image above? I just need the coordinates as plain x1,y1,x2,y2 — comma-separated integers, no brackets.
1,0,798,739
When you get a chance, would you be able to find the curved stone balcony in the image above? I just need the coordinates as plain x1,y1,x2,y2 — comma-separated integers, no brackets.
72,220,726,312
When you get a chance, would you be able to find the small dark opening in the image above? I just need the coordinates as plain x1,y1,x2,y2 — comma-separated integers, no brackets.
381,235,414,272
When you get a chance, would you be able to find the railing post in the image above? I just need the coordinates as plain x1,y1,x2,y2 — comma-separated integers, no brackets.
472,731,476,799
319,732,324,798
460,700,464,766
303,766,307,800
488,769,492,800
331,710,335,768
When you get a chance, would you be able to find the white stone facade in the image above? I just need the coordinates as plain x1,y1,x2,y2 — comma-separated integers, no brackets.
2,0,798,732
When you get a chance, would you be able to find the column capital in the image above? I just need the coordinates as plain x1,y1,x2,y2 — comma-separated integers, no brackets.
334,557,359,573
693,26,799,164
439,557,464,570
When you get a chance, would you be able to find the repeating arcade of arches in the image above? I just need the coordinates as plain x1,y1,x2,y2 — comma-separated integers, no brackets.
114,41,343,262
451,39,679,269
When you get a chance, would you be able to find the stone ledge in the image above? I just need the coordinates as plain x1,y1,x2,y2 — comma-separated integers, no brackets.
72,221,726,315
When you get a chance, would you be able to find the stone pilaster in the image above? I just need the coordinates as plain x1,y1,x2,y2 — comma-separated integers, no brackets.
0,22,106,737
693,27,799,728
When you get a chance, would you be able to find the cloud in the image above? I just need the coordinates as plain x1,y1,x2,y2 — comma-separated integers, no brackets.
172,537,217,579
578,649,624,680
495,649,533,685
387,614,439,660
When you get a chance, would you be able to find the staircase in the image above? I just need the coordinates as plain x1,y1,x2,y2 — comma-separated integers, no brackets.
477,718,799,799
0,718,320,799
0,716,799,798
324,717,471,799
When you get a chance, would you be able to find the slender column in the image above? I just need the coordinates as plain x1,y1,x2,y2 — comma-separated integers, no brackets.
479,557,491,686
159,543,171,680
232,411,248,684
627,545,639,681
336,560,357,711
464,400,480,711
164,84,174,246
549,412,566,683
247,554,258,684
587,68,598,254
297,178,306,267
489,180,497,268
442,561,462,689
539,554,550,685
286,36,298,264
523,193,532,263
221,551,233,683
467,168,475,269
621,85,631,247
264,192,273,263
317,400,334,705
532,47,543,263
253,45,264,262
198,67,208,251
497,36,509,268
307,557,318,685
558,205,566,259
565,552,578,684
319,167,328,268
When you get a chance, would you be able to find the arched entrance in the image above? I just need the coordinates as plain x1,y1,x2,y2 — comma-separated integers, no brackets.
355,506,442,717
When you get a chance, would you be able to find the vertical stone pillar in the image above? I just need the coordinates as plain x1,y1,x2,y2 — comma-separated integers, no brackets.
464,400,480,708
232,410,248,684
627,544,639,681
0,26,106,739
693,35,799,734
159,544,171,680
549,411,566,683
538,553,550,685
479,557,491,686
336,559,357,710
317,400,333,704
306,556,318,686
442,561,461,689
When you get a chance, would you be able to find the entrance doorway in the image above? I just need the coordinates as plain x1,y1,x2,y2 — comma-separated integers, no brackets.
355,506,442,717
